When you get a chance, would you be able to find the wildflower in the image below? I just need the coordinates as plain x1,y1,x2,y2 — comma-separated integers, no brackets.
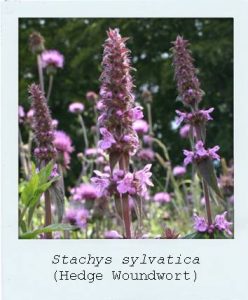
214,212,232,235
172,36,204,106
172,165,186,177
29,31,45,54
19,106,25,123
70,183,98,201
104,230,122,239
64,207,77,225
85,148,104,157
86,91,98,102
69,102,85,114
179,124,191,139
53,130,74,168
133,119,149,134
193,214,208,232
91,170,110,197
183,140,220,166
98,128,116,150
176,108,214,125
153,192,171,203
28,83,56,162
137,148,155,161
41,50,64,69
143,135,153,145
76,208,89,228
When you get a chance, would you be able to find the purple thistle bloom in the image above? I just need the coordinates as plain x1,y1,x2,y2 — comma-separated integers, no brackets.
98,28,140,156
28,83,56,162
53,130,74,169
137,148,155,161
172,165,186,177
214,211,232,235
193,214,208,232
172,36,204,106
69,102,85,114
76,208,89,228
104,230,122,239
70,183,98,201
153,192,171,203
133,119,149,134
86,91,98,102
41,50,64,69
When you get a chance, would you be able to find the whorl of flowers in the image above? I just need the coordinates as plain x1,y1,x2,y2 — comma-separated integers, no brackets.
172,36,203,107
98,28,142,157
28,83,56,162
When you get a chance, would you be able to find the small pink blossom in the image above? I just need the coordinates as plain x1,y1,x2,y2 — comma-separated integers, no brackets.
41,50,64,68
133,119,149,134
154,192,171,203
98,128,116,150
69,102,84,114
173,165,186,177
193,214,208,232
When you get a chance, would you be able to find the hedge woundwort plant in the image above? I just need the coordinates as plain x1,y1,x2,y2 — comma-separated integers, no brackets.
172,36,232,237
91,28,153,238
28,83,57,238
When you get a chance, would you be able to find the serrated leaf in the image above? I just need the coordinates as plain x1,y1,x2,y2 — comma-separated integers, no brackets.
21,173,39,205
196,158,223,198
38,161,53,185
19,224,76,239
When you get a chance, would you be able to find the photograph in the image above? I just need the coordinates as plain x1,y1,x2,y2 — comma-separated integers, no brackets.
18,18,233,239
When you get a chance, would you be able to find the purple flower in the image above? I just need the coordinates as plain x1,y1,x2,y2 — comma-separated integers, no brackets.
91,170,110,197
172,36,203,106
76,208,89,228
86,91,98,102
64,207,77,225
214,211,232,235
153,192,171,203
137,148,155,161
19,106,25,122
183,140,220,165
133,119,149,134
28,83,56,162
69,102,85,114
104,230,122,239
52,119,59,129
143,135,153,145
172,165,186,177
117,173,135,194
179,124,191,139
134,164,154,196
41,50,64,69
98,128,116,150
85,147,104,157
98,28,140,156
176,108,214,125
193,214,208,232
70,183,98,201
53,130,74,168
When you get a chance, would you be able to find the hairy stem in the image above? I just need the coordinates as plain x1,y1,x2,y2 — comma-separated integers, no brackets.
46,74,54,102
37,54,45,94
78,114,89,149
44,190,52,239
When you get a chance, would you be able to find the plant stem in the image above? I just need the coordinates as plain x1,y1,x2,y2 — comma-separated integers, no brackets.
78,114,89,149
203,180,212,225
19,127,29,180
146,103,153,135
119,155,131,239
44,190,52,239
37,54,45,94
46,74,54,102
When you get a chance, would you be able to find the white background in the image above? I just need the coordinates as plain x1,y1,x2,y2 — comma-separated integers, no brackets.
1,0,248,299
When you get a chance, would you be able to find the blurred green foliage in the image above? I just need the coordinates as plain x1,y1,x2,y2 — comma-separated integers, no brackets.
19,18,233,187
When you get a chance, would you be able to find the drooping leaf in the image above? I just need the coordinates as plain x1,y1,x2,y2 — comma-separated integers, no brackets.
19,224,76,239
196,158,223,198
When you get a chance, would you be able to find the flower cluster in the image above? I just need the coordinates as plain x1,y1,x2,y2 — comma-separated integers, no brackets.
172,36,203,107
193,212,232,235
64,207,89,228
97,28,142,156
183,140,220,166
28,83,56,162
91,164,153,198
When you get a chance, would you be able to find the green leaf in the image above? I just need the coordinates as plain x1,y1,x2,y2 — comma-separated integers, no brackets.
19,224,76,239
183,232,210,239
38,161,53,185
196,158,223,198
20,173,39,205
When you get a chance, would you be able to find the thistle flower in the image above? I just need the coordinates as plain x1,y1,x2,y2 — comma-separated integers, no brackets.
137,148,155,161
29,31,45,54
153,192,171,203
28,83,56,162
172,36,204,106
86,91,98,102
53,130,74,169
172,165,186,177
41,50,64,69
69,102,85,114
133,119,149,134
70,183,98,201
98,28,140,157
